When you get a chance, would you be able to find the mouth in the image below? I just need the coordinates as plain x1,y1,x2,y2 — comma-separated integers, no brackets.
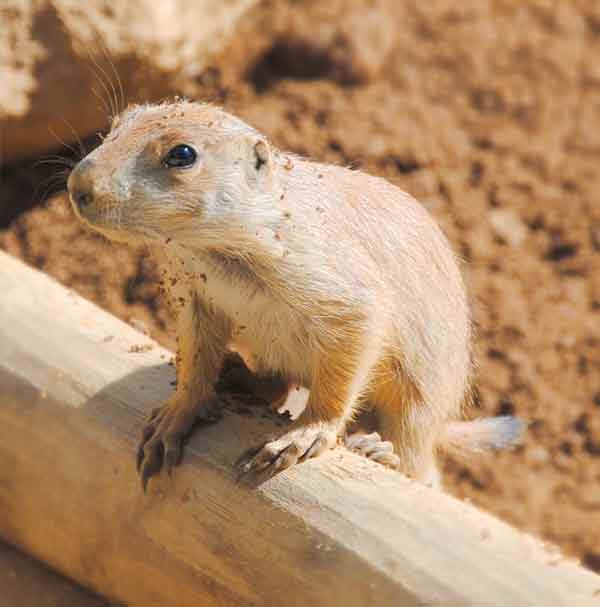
69,198,157,244
90,204,123,226
69,193,121,224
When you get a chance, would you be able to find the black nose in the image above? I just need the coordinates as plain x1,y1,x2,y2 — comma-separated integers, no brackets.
67,158,95,210
72,190,92,208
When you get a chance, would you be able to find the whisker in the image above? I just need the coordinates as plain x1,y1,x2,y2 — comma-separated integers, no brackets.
60,117,88,158
89,67,114,118
47,126,78,157
33,158,75,169
31,172,69,208
87,41,118,118
97,37,126,114
90,84,111,118
88,30,115,115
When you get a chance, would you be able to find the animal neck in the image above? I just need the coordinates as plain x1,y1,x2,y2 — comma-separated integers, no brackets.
204,248,271,292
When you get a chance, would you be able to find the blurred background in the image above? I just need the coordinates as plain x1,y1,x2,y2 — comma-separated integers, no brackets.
1,0,599,603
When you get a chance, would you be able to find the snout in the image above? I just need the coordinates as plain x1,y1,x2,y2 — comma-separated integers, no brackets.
66,156,137,242
67,158,96,215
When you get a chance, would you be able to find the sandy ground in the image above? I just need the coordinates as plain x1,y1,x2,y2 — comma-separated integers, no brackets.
1,0,599,597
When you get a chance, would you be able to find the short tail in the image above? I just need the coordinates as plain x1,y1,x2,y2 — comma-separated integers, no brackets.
441,416,526,455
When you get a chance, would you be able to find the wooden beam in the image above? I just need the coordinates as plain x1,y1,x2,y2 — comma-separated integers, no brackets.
0,250,598,607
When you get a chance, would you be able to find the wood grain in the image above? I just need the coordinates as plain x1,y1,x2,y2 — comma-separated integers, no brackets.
0,251,598,606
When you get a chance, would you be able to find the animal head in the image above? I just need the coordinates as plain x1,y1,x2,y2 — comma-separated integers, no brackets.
67,101,279,247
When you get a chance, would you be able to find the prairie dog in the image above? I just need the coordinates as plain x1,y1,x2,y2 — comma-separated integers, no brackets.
67,100,523,489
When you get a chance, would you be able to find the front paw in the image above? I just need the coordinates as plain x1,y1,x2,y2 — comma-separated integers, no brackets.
238,423,338,479
136,397,221,491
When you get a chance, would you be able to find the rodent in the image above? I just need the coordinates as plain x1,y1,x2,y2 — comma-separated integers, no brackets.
67,100,524,490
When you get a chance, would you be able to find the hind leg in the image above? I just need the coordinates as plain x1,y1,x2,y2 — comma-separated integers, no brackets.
369,376,443,488
378,408,442,487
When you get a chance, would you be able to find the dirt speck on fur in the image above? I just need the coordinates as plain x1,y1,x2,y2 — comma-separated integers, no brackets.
128,343,154,353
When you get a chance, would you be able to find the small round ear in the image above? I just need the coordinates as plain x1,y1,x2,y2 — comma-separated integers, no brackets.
241,135,275,188
253,140,270,171
245,136,271,173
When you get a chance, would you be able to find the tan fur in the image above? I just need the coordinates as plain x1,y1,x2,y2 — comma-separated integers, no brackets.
67,100,522,488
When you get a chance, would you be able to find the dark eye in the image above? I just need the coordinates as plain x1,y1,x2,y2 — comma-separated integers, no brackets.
163,144,197,168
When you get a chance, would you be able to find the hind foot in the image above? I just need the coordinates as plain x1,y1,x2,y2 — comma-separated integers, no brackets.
345,432,401,470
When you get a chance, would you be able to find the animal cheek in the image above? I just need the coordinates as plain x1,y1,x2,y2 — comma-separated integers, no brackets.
199,190,220,216
116,179,132,202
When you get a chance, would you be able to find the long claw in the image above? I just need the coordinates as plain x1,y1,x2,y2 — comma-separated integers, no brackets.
271,442,300,472
239,427,337,480
141,473,149,494
302,433,332,460
135,399,222,490
149,407,162,422
136,445,145,473
164,441,182,478
235,445,264,482
141,423,156,443
140,443,164,492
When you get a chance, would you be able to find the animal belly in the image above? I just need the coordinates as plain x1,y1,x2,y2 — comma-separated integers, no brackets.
229,322,312,385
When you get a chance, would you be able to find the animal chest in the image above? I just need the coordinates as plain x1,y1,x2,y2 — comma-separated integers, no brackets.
186,252,311,380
